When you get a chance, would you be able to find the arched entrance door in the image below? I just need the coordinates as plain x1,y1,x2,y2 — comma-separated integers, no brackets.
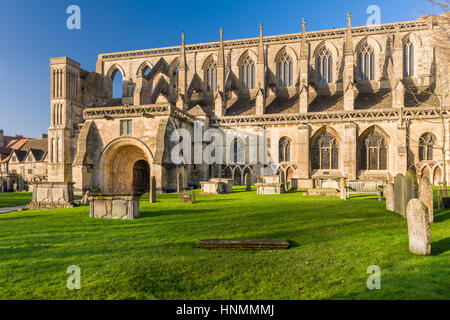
133,160,150,194
100,138,153,194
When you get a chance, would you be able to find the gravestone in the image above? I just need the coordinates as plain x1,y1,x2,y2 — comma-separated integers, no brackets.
150,176,156,203
386,183,394,212
405,170,418,205
394,174,406,216
406,199,431,255
339,178,346,200
245,173,251,191
179,190,195,203
418,178,433,223
177,173,184,193
81,191,90,205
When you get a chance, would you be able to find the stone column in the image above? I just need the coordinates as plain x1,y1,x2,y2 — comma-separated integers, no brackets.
344,123,357,181
298,19,309,113
343,12,355,111
297,124,310,179
149,176,156,203
392,23,405,109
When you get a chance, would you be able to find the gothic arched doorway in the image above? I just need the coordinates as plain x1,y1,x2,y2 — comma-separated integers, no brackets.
133,160,150,194
100,138,153,194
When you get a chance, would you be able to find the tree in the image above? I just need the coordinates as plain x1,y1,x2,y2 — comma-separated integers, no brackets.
406,1,449,195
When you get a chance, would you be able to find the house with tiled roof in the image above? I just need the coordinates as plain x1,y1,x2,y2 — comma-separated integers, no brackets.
0,130,48,192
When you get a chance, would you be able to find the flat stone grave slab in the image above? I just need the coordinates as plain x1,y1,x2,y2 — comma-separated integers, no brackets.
197,239,290,250
305,188,339,197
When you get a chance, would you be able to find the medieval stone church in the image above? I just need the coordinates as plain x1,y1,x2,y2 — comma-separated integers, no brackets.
37,13,449,206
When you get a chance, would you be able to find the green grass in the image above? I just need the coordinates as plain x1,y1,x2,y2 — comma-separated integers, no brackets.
0,187,448,300
0,192,32,208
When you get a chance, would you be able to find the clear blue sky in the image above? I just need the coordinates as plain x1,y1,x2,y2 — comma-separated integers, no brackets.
0,0,438,138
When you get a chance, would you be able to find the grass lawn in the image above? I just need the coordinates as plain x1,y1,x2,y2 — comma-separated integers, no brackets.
0,192,32,208
0,187,448,300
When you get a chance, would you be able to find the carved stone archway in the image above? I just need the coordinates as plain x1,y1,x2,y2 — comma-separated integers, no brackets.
99,138,154,194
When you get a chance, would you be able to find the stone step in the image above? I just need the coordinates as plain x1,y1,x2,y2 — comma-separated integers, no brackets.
197,239,290,250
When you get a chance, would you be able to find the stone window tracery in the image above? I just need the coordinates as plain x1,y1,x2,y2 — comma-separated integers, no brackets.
360,130,387,170
278,52,293,87
419,133,434,161
317,47,333,84
312,130,339,170
241,56,255,89
403,39,414,77
358,43,375,81
206,61,217,92
279,137,291,163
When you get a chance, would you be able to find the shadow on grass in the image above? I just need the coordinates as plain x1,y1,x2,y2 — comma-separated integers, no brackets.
139,209,218,219
431,237,450,255
434,210,450,223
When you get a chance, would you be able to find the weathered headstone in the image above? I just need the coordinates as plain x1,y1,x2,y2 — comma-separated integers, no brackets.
339,178,346,200
81,191,90,205
405,170,418,205
406,199,431,255
179,190,195,203
245,173,251,191
418,178,433,223
385,183,394,211
177,173,184,193
394,174,406,216
150,176,156,203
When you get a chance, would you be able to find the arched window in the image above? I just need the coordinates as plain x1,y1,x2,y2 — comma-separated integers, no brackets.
419,133,434,161
317,47,333,84
173,67,179,90
279,137,291,163
206,61,217,92
278,52,293,87
312,130,339,170
241,56,255,89
112,69,123,98
232,138,244,164
358,43,375,81
403,39,414,77
360,130,387,170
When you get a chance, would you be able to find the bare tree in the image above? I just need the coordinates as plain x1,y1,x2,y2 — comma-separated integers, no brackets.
405,1,449,196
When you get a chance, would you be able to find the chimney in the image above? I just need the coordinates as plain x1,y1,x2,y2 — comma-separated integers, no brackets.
0,130,4,147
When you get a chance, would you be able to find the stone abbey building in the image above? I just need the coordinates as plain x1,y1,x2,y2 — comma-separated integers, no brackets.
37,14,449,204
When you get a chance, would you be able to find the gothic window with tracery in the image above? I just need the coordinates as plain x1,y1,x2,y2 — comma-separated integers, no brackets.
318,47,333,84
312,131,339,170
278,52,293,87
241,56,255,89
360,131,387,170
279,137,291,163
403,39,414,77
358,43,375,81
206,61,217,92
419,133,434,161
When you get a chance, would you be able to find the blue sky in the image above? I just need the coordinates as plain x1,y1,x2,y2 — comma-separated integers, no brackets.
0,0,438,138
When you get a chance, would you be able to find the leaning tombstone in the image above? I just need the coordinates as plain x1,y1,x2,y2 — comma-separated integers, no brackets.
385,183,394,212
406,199,431,255
418,178,433,223
150,176,157,203
245,173,251,191
394,174,406,216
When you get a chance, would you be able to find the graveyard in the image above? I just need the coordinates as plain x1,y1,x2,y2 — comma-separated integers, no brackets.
0,187,449,300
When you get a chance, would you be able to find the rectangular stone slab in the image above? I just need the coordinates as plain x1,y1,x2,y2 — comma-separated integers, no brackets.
197,239,290,250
